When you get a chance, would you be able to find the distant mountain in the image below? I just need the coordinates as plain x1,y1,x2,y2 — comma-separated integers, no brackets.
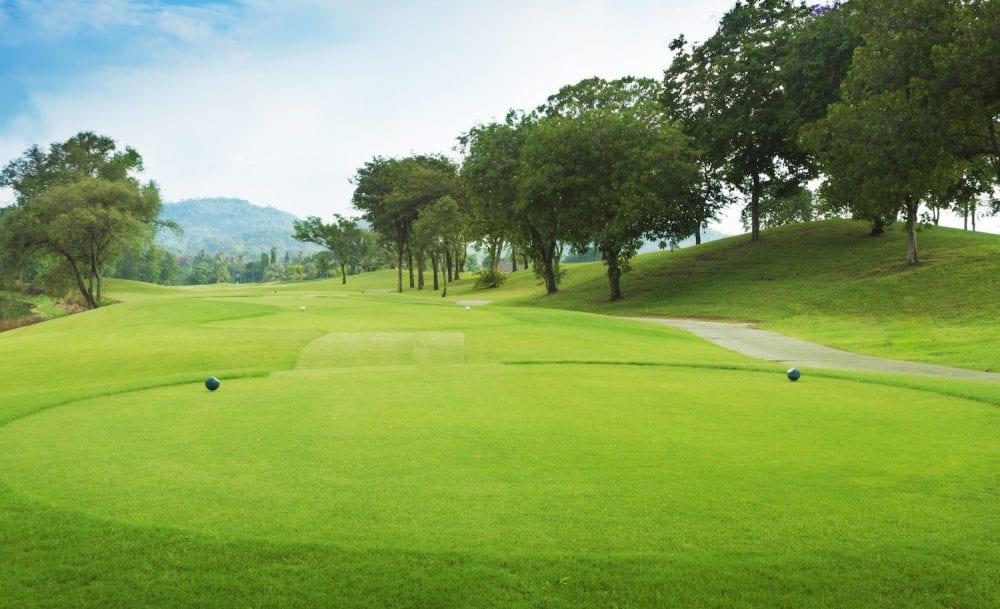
637,226,731,254
157,198,323,256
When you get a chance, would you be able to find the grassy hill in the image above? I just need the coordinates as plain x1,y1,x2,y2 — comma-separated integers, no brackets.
412,219,999,373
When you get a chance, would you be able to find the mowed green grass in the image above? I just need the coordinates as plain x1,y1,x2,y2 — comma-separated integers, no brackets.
1,279,998,608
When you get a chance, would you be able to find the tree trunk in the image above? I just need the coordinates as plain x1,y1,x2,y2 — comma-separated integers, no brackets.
511,247,518,272
431,253,439,290
750,173,761,242
454,249,462,280
542,241,558,294
396,247,403,293
61,252,98,309
408,252,415,288
340,262,347,285
446,251,453,282
695,225,702,245
490,238,504,272
905,197,918,265
442,262,448,297
522,254,529,270
606,248,622,301
417,252,425,289
871,217,886,235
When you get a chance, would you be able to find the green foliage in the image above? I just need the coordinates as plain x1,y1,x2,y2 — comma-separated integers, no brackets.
664,0,814,241
740,181,818,230
0,132,163,305
293,214,362,284
473,268,507,289
0,131,143,205
109,243,180,285
352,154,462,292
2,176,162,308
459,112,526,273
804,0,971,263
515,83,700,300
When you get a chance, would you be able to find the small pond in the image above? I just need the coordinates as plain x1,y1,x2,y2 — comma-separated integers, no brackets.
0,297,34,319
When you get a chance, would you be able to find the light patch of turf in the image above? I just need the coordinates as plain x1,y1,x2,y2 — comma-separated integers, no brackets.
296,331,466,368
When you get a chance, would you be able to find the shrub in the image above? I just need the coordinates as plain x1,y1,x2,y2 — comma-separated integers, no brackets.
474,269,507,289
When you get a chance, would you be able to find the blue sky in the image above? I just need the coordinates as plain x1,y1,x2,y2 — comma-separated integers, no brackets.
2,0,996,234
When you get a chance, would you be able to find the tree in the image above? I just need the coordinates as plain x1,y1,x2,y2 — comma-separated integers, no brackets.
459,112,526,273
1,132,169,305
664,0,813,242
413,196,466,296
541,75,665,117
1,177,162,307
938,0,1000,183
740,181,817,230
109,243,179,285
352,155,460,292
1,131,144,205
805,0,964,264
518,104,700,300
293,214,361,284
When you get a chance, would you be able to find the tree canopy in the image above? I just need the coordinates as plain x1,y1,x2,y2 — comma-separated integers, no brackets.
293,214,362,284
351,154,462,293
664,0,813,242
0,132,164,307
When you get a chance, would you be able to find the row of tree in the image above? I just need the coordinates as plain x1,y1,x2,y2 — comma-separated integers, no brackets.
319,0,997,302
3,1,997,308
109,245,390,286
334,78,704,302
665,0,999,264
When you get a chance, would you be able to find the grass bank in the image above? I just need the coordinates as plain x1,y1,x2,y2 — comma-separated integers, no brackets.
394,220,1000,372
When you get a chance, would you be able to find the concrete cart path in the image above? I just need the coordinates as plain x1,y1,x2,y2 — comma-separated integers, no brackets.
634,317,1000,382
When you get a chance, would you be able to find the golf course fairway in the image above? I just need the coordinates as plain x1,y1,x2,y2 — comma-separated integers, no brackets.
1,279,997,608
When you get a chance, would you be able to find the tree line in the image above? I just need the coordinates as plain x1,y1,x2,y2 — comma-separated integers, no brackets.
321,0,998,303
2,1,998,308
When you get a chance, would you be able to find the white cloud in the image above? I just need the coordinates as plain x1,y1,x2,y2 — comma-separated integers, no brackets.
2,0,996,234
12,0,144,38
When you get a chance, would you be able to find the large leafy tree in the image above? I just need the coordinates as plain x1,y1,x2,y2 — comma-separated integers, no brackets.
459,111,526,273
664,0,812,242
941,0,1000,184
1,177,162,307
519,105,699,301
351,154,460,293
806,0,965,264
412,195,466,296
293,214,361,284
1,131,144,204
0,132,164,307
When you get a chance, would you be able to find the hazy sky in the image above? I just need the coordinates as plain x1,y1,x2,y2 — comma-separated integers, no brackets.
1,0,996,235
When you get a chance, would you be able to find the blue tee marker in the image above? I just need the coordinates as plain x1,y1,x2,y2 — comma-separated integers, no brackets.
786,367,801,381
205,376,221,391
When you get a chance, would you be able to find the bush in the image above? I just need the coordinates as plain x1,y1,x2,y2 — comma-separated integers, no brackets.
474,269,507,289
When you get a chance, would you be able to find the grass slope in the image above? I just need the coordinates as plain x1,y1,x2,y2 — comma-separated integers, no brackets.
414,220,1000,372
0,278,998,608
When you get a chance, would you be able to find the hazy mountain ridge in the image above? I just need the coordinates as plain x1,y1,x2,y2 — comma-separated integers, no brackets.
157,198,323,256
